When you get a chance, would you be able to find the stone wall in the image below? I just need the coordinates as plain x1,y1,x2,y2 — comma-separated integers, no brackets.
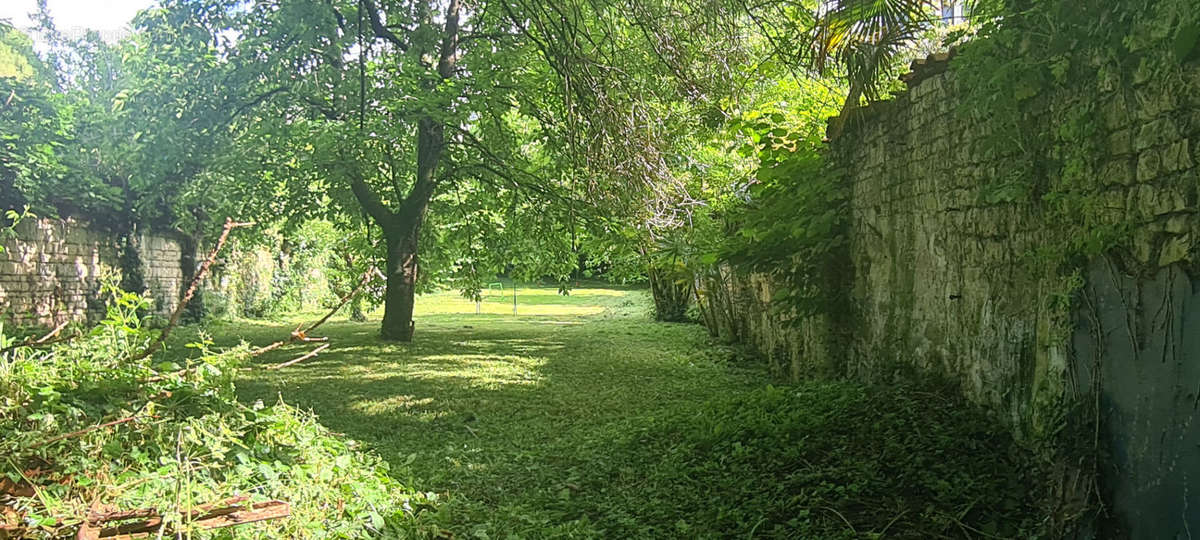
0,218,187,326
699,47,1200,537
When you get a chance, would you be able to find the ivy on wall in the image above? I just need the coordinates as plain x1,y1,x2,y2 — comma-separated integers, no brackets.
955,0,1199,269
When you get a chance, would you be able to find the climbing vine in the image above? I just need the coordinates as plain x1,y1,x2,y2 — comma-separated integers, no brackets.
954,0,1200,268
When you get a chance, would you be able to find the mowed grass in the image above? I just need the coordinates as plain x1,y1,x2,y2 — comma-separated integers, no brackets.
192,285,768,536
182,283,1043,538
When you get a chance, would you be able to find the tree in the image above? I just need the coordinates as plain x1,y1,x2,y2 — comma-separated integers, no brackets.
141,0,624,340
0,23,44,81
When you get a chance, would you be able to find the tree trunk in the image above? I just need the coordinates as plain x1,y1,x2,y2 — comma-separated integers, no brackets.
348,0,457,342
380,225,420,341
648,264,692,323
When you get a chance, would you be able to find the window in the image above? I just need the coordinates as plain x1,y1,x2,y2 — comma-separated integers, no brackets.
940,0,965,24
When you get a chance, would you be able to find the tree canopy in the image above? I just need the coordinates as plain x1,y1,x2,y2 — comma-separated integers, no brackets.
1,0,973,338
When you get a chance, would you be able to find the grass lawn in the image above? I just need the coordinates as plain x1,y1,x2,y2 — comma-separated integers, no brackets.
181,283,1042,538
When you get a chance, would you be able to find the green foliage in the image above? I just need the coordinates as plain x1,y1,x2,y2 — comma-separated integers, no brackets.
719,107,847,318
614,380,1042,538
214,285,1045,538
0,23,43,81
953,0,1198,263
0,281,436,538
0,75,76,215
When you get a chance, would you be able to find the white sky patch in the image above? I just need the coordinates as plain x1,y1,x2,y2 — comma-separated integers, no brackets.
0,0,155,41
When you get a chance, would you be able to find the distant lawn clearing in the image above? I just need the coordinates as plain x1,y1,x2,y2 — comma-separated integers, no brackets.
190,284,1041,538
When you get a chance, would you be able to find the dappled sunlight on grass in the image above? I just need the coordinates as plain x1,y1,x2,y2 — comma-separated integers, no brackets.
412,282,644,318
171,282,1041,537
405,354,546,388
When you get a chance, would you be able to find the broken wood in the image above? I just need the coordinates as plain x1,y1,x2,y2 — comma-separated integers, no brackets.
33,390,168,447
249,329,331,358
0,321,76,354
269,344,330,370
250,340,286,357
33,320,69,344
85,507,159,524
245,265,378,363
131,218,255,363
77,498,288,540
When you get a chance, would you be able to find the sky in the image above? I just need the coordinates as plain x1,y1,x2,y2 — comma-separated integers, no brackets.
0,0,155,39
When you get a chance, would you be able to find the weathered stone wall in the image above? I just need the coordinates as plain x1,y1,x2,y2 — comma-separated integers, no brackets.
836,64,1072,437
700,48,1200,537
0,218,187,325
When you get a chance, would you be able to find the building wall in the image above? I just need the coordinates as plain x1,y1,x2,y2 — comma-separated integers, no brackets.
0,218,186,326
700,46,1200,537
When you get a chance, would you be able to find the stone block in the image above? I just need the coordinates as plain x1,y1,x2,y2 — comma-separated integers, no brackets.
1134,184,1188,217
1164,215,1193,234
1157,234,1192,266
1103,97,1132,130
1134,118,1180,151
1100,159,1137,186
1108,129,1133,156
1137,149,1161,182
1135,87,1178,121
1130,229,1157,266
1161,139,1194,172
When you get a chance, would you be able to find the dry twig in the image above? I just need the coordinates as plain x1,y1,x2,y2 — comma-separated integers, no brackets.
0,321,76,354
31,416,153,449
268,344,330,370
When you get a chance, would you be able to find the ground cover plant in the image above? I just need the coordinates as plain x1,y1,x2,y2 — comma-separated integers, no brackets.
196,284,1045,538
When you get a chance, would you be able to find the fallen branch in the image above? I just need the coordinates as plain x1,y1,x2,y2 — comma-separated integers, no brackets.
250,340,286,357
268,344,330,370
33,321,69,344
131,218,255,362
246,265,378,361
31,415,154,449
299,265,381,336
32,391,169,448
0,321,74,354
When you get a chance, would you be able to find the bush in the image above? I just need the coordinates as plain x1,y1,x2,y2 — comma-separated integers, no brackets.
0,282,439,538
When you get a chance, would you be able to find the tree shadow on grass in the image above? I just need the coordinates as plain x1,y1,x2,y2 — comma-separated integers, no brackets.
228,314,756,536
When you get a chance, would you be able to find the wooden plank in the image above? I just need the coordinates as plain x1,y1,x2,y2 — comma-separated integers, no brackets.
90,500,289,539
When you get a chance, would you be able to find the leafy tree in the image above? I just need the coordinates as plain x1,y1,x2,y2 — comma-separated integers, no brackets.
145,0,717,340
0,23,44,81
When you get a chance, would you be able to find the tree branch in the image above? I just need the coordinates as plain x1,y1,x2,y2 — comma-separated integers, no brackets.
362,0,409,51
130,218,254,362
269,344,330,370
231,86,288,119
436,0,461,79
346,164,395,226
